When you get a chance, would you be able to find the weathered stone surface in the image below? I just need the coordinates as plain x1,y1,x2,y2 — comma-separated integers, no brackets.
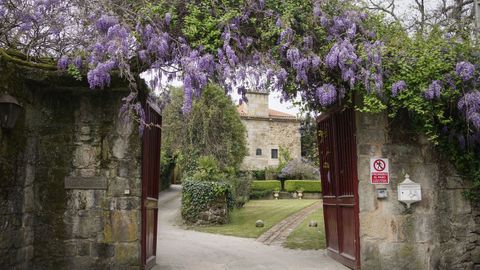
357,110,480,270
0,67,144,270
64,176,107,190
104,210,139,243
114,243,139,265
239,92,301,171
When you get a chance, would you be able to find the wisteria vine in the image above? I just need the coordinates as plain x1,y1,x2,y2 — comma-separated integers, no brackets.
1,0,480,153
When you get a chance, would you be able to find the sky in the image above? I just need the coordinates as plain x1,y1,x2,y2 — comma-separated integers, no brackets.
142,70,302,116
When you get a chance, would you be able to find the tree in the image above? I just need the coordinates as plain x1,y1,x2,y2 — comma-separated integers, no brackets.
2,0,480,197
162,84,247,173
300,114,319,166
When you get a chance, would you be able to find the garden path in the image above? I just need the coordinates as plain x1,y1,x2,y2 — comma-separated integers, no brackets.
153,185,348,270
256,201,322,246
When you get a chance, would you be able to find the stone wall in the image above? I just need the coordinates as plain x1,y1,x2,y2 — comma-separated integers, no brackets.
241,118,301,170
0,61,33,269
0,59,147,269
356,111,480,270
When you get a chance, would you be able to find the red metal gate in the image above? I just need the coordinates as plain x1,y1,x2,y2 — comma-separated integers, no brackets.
317,107,360,269
141,101,162,270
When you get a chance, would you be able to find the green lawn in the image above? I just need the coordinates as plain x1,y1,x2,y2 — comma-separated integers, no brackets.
283,208,326,250
192,199,318,238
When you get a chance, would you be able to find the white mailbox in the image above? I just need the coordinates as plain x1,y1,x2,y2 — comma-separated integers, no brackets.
397,174,421,208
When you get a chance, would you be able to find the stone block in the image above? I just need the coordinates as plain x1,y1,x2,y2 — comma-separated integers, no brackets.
445,190,472,215
64,177,107,190
377,242,428,270
107,177,129,197
73,145,98,168
77,241,91,256
104,210,138,243
73,213,103,239
413,215,434,243
114,243,139,265
358,144,380,156
381,145,424,164
92,243,115,258
471,248,480,263
360,240,381,270
446,176,466,189
112,138,130,159
67,256,94,270
109,197,141,211
64,242,77,257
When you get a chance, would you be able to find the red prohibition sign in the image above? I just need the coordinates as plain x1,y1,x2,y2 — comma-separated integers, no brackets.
373,159,386,171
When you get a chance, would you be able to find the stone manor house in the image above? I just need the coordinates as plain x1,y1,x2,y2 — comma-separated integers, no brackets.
237,91,301,170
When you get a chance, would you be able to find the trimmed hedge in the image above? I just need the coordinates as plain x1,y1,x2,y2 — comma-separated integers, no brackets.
284,180,322,193
181,180,235,223
251,180,281,191
249,190,272,199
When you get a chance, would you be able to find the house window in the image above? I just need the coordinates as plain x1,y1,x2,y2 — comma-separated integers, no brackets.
271,149,278,159
256,148,262,156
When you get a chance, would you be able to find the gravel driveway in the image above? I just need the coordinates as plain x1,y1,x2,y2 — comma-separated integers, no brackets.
154,185,349,270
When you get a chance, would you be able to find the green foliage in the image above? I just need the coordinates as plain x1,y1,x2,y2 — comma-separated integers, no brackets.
284,180,322,193
300,114,319,166
188,155,225,182
162,84,247,174
229,174,252,208
181,180,235,224
361,19,480,199
251,180,281,192
159,150,175,190
251,170,266,180
249,190,272,199
67,64,82,81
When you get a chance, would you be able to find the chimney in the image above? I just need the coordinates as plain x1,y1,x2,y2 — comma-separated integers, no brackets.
244,91,269,118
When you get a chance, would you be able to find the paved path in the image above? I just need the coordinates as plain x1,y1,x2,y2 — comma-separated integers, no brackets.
154,185,348,270
257,201,322,246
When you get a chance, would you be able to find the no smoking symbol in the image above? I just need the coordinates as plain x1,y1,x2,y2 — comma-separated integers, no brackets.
373,159,386,171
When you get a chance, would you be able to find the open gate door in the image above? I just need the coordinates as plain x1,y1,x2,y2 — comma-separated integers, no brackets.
317,107,360,269
141,101,162,270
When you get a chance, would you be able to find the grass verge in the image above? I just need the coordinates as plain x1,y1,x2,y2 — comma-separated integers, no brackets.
283,208,325,250
192,199,318,238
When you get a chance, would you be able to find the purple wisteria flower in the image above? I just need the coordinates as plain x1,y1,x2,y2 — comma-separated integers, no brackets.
455,61,475,81
316,84,337,107
73,56,82,69
165,13,171,26
57,55,69,70
424,80,442,100
95,15,118,33
458,91,480,130
391,80,406,97
87,60,116,89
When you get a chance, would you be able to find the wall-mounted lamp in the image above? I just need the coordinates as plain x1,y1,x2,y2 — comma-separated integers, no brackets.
0,94,23,129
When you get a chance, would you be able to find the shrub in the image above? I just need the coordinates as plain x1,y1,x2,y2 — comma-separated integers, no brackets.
230,175,252,208
187,155,225,182
284,180,322,193
251,170,266,180
181,180,235,224
279,158,320,180
249,190,272,199
251,180,281,191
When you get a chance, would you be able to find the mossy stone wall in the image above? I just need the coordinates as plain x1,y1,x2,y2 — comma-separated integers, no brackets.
356,110,480,270
0,58,145,269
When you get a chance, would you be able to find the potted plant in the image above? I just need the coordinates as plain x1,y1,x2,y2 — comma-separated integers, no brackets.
296,188,304,199
273,188,280,200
